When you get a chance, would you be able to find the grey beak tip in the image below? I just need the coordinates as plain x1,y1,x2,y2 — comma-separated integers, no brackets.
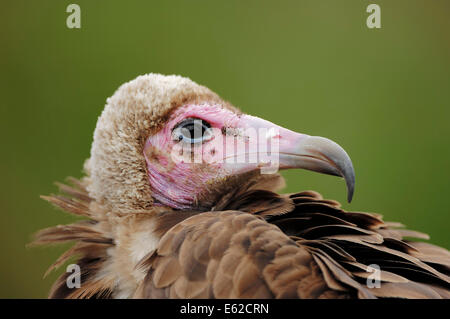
291,135,356,204
341,160,355,203
347,186,354,203
345,171,355,203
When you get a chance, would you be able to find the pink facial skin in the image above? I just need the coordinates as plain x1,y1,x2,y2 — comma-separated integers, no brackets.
143,104,242,209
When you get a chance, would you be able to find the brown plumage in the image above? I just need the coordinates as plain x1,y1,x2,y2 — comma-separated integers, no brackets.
33,74,450,298
35,178,450,299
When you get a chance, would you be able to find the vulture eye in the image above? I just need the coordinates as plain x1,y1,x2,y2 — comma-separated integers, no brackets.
172,118,213,144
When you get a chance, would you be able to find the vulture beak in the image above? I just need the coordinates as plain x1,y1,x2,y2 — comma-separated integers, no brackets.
277,135,355,203
224,115,355,202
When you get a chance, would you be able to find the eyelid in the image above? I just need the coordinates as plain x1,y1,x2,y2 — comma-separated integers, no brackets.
174,118,195,128
173,117,209,129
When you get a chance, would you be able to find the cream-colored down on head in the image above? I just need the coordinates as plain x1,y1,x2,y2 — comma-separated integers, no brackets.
84,73,238,213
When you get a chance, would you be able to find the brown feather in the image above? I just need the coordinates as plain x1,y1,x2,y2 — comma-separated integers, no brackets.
36,179,450,299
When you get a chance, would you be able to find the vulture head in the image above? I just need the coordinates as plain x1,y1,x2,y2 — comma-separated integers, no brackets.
87,74,354,213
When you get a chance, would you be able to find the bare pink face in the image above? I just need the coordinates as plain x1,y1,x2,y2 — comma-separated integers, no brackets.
144,103,355,209
144,104,238,209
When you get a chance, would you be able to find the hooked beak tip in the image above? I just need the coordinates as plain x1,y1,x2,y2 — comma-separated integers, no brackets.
282,135,356,203
346,174,355,203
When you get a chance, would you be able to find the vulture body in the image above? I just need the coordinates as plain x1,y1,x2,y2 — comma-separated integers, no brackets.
35,74,450,299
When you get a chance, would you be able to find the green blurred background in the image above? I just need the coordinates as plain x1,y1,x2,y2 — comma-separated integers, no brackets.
1,0,449,298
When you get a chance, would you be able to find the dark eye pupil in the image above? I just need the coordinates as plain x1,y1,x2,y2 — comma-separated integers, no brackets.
173,118,212,143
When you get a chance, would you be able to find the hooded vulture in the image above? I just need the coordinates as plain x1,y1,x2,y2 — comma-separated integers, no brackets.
34,74,450,299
